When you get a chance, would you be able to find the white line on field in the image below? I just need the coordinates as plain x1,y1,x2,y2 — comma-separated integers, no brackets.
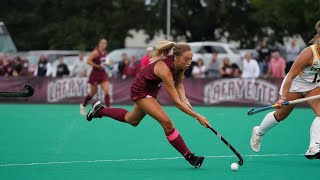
0,153,304,167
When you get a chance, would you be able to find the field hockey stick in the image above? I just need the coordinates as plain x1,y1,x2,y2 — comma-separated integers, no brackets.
247,94,320,116
207,126,244,166
0,84,34,97
186,103,244,166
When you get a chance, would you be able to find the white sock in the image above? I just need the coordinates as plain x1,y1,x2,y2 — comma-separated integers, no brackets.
309,116,320,148
258,111,279,136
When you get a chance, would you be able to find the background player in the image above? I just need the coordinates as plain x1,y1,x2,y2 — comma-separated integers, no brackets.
86,40,211,168
250,20,320,159
80,38,111,115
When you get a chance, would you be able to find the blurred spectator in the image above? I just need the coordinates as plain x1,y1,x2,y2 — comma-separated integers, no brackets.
12,56,24,77
118,52,129,76
220,57,234,78
140,46,153,69
192,58,206,78
56,56,70,78
34,55,53,77
110,59,120,78
71,52,89,77
122,55,140,79
285,39,300,73
256,40,271,75
241,53,260,79
206,51,220,78
231,63,241,77
264,51,286,79
0,54,13,76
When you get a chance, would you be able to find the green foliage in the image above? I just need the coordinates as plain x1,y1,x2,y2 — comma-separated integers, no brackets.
143,0,259,48
251,0,320,44
0,0,145,50
1,0,319,50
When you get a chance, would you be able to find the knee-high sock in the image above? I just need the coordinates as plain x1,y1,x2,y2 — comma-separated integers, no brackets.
258,111,279,135
82,95,92,107
104,94,110,107
98,108,128,122
309,117,320,148
166,129,191,159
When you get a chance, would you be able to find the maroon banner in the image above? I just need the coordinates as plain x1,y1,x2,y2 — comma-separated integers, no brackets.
0,77,285,106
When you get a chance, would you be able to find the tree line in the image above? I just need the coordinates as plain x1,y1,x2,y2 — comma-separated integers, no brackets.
1,0,319,51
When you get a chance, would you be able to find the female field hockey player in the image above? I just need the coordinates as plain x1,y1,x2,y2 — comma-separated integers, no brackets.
87,40,211,168
250,20,320,159
80,38,111,115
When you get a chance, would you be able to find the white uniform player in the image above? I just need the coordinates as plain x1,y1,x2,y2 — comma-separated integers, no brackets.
250,20,320,160
280,44,320,94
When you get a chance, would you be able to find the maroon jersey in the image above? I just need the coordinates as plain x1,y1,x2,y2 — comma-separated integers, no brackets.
88,50,108,85
131,55,178,101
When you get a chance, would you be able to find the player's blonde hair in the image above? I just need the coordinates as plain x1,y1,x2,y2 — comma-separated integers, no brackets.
309,20,320,45
151,40,191,60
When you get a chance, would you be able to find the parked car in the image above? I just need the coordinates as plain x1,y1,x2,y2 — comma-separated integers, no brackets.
104,48,145,78
50,48,146,78
188,41,242,68
26,50,81,75
106,48,146,63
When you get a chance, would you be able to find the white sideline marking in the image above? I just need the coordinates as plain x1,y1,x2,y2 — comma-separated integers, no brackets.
0,154,304,167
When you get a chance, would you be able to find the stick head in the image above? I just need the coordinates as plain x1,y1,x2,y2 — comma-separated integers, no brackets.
238,159,244,166
247,109,254,116
24,84,34,97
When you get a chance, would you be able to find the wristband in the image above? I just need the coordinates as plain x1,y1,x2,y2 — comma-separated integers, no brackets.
180,98,188,102
195,114,200,120
280,96,287,101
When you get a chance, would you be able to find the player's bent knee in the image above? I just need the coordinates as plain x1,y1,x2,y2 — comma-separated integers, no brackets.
127,118,141,127
274,114,286,121
125,113,143,127
130,121,140,127
274,111,289,121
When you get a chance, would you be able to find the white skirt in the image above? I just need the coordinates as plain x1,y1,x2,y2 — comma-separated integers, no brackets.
279,75,320,96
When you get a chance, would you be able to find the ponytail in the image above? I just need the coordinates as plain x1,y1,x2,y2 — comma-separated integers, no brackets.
309,20,320,45
150,39,192,61
152,40,175,59
309,34,319,45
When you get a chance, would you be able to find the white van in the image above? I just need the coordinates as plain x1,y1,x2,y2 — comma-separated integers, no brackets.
26,50,81,75
188,41,242,68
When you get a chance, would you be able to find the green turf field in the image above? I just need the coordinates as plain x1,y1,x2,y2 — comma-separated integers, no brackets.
0,104,319,179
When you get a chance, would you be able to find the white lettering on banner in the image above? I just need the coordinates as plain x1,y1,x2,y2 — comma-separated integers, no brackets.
204,78,277,105
47,77,113,103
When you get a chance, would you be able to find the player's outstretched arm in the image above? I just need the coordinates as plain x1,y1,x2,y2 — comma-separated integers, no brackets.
174,70,187,100
154,61,211,128
280,47,313,101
